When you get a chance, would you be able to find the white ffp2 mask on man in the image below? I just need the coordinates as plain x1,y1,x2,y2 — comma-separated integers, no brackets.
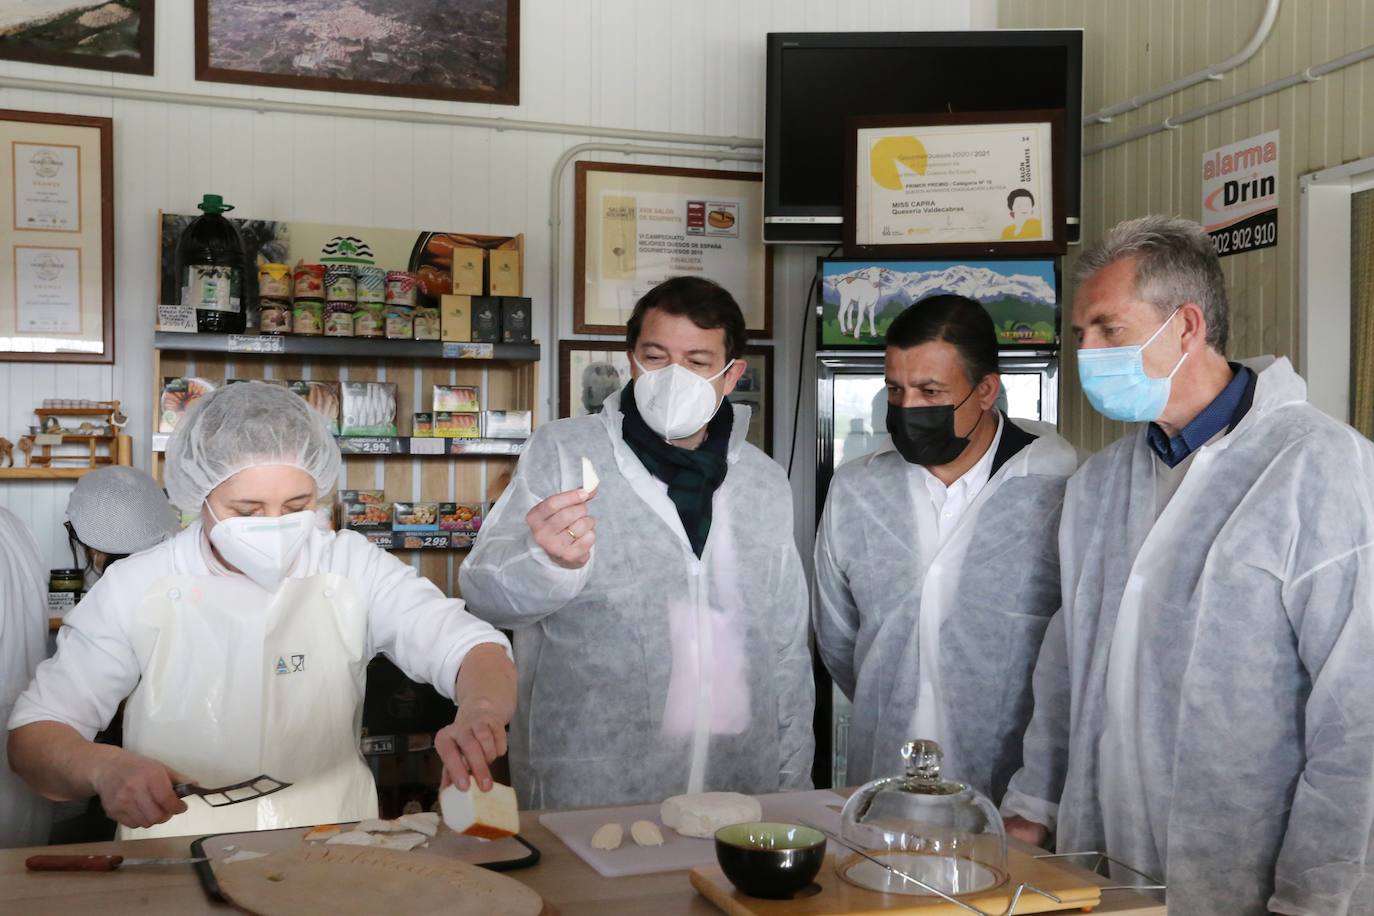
632,356,734,440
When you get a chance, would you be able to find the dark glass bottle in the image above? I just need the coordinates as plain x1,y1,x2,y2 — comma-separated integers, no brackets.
176,194,247,334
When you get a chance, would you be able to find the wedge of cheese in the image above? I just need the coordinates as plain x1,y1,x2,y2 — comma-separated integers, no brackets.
440,782,520,840
581,457,599,493
660,792,762,839
397,811,441,837
302,824,344,843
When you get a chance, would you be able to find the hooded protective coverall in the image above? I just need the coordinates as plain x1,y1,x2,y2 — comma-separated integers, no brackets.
1003,357,1374,915
460,389,814,810
814,416,1077,797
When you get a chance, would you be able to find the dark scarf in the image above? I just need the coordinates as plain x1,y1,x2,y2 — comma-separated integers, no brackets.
619,380,733,558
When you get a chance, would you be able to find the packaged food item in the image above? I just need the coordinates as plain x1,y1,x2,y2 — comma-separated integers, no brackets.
159,377,220,432
500,297,533,344
413,306,440,340
412,412,433,437
356,266,387,303
483,410,532,439
340,381,398,436
293,299,324,335
439,502,484,532
325,300,356,337
354,302,384,338
393,501,440,532
48,567,84,615
487,249,522,296
287,380,341,434
259,299,292,334
324,264,357,301
385,305,414,340
433,385,480,413
385,271,417,306
294,263,326,299
434,411,480,438
471,296,500,343
258,263,292,299
451,247,485,295
339,490,391,532
440,294,472,342
449,533,476,550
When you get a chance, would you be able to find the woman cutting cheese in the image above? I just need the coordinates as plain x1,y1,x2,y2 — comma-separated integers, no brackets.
6,382,515,839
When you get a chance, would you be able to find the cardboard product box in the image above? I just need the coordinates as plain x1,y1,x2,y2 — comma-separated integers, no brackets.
488,249,522,295
500,296,533,344
339,490,391,532
159,377,220,433
433,385,480,413
451,247,485,295
470,297,501,343
393,501,440,532
434,411,480,438
340,381,398,437
440,294,472,342
412,412,433,437
439,502,484,533
287,380,341,434
483,410,532,439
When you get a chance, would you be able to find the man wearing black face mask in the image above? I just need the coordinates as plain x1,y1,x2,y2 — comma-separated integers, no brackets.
813,295,1079,800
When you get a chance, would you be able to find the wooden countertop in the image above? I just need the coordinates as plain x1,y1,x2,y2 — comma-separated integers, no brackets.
0,809,1167,915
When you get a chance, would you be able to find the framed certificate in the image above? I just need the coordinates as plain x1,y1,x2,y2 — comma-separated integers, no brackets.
844,111,1065,259
1,109,114,362
574,161,772,337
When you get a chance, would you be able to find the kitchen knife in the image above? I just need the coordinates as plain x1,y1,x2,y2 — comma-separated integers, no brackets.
26,854,207,872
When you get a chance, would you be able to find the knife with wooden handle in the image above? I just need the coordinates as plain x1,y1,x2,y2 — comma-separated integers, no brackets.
26,854,207,871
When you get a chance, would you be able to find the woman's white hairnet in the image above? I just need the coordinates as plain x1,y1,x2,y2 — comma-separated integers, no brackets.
164,381,341,511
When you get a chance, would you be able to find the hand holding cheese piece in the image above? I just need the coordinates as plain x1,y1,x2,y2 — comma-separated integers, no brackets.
581,457,600,493
660,792,763,839
441,781,521,839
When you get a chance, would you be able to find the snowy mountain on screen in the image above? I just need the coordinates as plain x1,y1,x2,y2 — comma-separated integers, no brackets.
823,264,1056,308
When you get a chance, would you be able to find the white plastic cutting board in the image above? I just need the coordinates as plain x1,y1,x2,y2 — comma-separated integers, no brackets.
539,789,846,878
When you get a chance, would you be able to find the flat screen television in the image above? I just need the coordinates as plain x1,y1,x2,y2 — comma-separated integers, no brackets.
764,30,1083,245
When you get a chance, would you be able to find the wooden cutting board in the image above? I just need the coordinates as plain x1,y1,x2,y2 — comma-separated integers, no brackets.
216,845,552,916
690,848,1102,915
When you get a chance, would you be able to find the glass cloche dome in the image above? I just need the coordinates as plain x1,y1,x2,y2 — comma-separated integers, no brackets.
837,739,1008,897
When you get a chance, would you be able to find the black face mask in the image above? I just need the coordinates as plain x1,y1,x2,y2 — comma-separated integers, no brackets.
886,386,980,467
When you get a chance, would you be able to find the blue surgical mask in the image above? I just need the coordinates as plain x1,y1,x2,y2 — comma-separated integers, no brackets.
1077,309,1188,422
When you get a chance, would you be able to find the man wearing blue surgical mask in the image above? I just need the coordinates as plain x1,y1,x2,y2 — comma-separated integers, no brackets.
1002,215,1374,916
461,276,814,810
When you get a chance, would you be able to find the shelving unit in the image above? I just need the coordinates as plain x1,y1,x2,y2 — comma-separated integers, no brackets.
150,433,525,456
0,468,106,480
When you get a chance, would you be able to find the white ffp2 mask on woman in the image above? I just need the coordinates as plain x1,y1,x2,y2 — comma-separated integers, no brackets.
206,504,315,591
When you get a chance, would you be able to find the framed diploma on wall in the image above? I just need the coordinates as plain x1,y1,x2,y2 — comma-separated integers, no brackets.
0,109,114,363
844,110,1066,259
574,161,773,337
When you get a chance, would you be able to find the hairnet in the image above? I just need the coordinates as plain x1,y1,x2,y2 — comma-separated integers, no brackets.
164,380,340,511
67,466,181,554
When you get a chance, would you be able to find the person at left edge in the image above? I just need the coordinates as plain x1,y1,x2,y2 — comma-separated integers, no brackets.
813,295,1077,797
461,276,814,809
7,381,516,839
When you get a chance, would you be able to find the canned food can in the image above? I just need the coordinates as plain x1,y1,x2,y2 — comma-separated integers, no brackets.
324,264,357,302
356,266,386,303
294,264,326,299
258,263,292,299
292,299,324,335
385,270,418,307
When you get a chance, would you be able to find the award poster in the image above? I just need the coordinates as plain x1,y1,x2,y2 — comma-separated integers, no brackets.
574,161,772,336
845,111,1065,258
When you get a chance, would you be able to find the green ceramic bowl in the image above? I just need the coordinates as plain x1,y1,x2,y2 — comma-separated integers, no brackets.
714,822,827,899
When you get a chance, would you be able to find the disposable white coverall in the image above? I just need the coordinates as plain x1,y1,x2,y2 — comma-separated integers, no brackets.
460,389,814,809
814,416,1077,797
1003,357,1374,915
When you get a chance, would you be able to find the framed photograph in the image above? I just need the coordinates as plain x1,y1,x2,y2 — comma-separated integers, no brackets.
0,2,154,75
574,161,772,338
733,344,774,456
1,109,114,363
844,110,1065,259
818,257,1059,351
194,0,520,106
559,340,631,420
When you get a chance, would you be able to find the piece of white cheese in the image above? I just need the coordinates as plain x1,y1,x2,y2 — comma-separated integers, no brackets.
356,817,410,833
375,831,428,851
630,820,664,847
660,792,762,839
440,781,520,840
581,457,599,493
302,824,343,843
325,830,378,847
396,811,441,837
590,822,623,851
222,850,268,864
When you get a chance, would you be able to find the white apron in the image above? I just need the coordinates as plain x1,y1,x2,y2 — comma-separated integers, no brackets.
120,572,376,839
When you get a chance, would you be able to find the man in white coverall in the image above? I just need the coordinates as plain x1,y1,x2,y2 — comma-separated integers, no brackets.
8,382,517,839
814,295,1077,798
1001,215,1374,915
461,276,814,809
